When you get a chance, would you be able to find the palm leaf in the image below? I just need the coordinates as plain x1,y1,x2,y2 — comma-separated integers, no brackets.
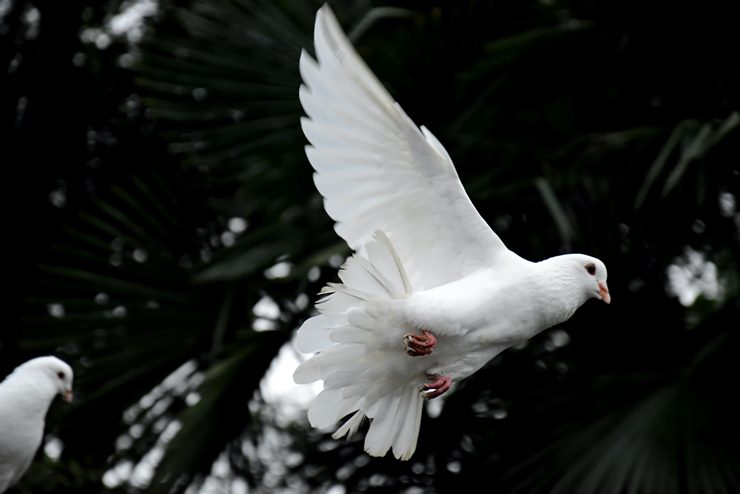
143,332,286,493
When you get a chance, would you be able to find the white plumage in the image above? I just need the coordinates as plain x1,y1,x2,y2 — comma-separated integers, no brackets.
294,5,611,460
0,356,74,492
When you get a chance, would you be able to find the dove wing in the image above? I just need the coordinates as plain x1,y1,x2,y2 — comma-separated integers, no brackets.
300,5,509,290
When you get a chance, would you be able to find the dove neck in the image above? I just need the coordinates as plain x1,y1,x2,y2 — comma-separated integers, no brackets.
535,257,590,326
2,369,58,419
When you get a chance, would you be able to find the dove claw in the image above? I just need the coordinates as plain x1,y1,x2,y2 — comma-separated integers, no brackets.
403,329,436,356
422,374,452,399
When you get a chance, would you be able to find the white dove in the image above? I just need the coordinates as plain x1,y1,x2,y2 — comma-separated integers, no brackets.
293,5,610,461
0,356,74,493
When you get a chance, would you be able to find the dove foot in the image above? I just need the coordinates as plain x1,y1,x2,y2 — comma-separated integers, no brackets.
422,374,452,399
403,329,436,356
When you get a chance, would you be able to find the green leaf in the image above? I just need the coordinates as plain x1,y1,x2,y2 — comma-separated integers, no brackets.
144,332,287,493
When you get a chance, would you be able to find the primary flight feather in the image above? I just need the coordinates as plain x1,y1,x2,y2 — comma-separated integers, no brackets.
294,4,610,461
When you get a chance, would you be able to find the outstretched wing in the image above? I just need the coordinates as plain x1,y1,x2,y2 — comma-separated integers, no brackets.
300,5,509,290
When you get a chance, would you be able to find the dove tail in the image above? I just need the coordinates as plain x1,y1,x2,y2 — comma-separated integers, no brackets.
293,231,424,460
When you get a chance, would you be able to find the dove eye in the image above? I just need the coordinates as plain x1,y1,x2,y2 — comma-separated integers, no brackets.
585,263,596,276
57,371,65,380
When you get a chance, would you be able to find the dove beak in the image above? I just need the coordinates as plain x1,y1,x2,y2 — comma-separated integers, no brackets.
598,281,611,304
63,389,74,403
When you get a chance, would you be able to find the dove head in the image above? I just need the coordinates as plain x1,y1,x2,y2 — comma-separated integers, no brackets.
19,356,75,403
559,254,610,304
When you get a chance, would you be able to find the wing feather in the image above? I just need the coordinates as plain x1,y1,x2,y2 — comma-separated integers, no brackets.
301,5,510,289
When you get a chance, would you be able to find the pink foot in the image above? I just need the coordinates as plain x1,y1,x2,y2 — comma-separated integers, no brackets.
403,329,436,357
422,374,452,399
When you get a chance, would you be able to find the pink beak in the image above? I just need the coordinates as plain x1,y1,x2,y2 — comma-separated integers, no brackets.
63,389,74,403
598,281,611,304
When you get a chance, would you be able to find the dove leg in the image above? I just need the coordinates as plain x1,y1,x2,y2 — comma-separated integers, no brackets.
403,329,437,356
422,374,452,399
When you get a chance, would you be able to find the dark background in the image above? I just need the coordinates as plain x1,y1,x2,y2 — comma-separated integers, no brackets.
2,0,739,492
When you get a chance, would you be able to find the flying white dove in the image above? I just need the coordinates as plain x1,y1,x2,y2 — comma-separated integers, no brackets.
293,5,610,461
0,356,74,493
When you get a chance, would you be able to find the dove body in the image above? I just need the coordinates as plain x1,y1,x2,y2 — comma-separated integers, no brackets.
0,356,73,493
376,253,607,384
294,4,609,460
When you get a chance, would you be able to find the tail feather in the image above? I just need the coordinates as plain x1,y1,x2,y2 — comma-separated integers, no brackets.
393,391,424,460
329,325,371,345
316,290,361,314
293,343,365,384
307,389,345,428
294,314,339,353
364,387,423,460
294,230,423,460
346,309,379,330
364,392,402,456
332,409,365,439
323,368,365,389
